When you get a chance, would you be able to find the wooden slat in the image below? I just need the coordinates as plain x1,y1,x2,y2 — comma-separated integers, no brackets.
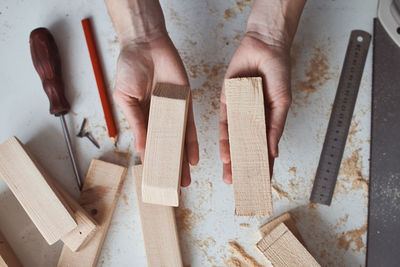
257,223,320,267
57,184,97,252
142,83,190,207
225,77,272,216
133,165,183,267
0,230,22,267
57,159,127,267
0,137,77,244
259,212,306,246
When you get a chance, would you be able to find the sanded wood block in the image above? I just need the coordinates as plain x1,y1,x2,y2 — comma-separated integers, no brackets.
259,212,306,247
0,137,77,245
257,223,320,267
142,83,190,207
0,230,22,267
57,184,97,252
134,165,183,267
57,159,127,267
225,77,272,216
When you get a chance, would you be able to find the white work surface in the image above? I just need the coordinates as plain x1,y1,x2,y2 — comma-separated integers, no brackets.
0,0,375,266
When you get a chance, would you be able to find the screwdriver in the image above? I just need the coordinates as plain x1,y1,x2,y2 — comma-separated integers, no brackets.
29,28,82,190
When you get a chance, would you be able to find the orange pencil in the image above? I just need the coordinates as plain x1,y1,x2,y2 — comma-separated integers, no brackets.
81,17,118,146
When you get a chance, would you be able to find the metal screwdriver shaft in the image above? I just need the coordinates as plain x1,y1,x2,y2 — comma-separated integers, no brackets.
60,115,82,189
29,28,82,190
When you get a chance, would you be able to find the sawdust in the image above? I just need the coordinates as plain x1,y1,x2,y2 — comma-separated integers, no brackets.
217,23,224,29
235,0,253,12
348,120,359,144
337,224,367,252
228,242,264,267
176,207,203,231
272,184,289,199
339,214,349,224
239,223,251,228
193,237,217,264
339,149,368,191
300,46,331,95
224,9,236,20
309,202,318,210
288,167,297,176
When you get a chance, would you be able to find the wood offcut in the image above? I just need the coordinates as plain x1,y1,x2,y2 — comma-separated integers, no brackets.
257,223,320,267
225,77,272,216
133,165,183,267
57,159,127,267
142,83,190,207
0,137,77,245
259,212,306,247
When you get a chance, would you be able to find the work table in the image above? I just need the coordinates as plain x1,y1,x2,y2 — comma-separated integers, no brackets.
0,0,374,266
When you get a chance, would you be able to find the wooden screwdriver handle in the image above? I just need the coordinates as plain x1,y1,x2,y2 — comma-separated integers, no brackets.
30,28,70,116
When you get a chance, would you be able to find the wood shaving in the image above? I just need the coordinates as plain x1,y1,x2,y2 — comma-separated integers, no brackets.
228,241,264,267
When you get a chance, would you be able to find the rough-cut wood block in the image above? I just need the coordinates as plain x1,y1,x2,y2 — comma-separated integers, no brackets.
57,159,127,267
225,77,272,216
0,230,22,267
0,137,77,245
259,212,306,246
257,223,320,267
57,184,97,252
142,83,190,207
134,165,183,267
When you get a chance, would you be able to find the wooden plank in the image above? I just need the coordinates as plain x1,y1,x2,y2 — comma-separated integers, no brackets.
23,140,97,252
0,137,77,245
57,159,127,267
0,230,22,267
133,165,183,267
259,212,306,246
57,184,97,252
257,223,320,267
142,83,190,207
224,77,272,216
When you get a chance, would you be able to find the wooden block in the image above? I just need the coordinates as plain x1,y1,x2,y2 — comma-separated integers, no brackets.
57,184,97,252
0,137,77,245
57,159,127,267
133,165,183,267
225,77,272,216
259,212,306,246
142,83,190,207
257,223,320,267
0,230,22,267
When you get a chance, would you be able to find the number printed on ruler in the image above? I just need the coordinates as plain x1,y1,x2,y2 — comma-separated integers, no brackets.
310,30,371,205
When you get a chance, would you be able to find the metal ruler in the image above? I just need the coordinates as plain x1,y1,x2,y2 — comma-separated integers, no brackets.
310,30,371,205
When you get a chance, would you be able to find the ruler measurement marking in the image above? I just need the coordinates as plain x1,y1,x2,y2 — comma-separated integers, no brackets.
310,31,371,205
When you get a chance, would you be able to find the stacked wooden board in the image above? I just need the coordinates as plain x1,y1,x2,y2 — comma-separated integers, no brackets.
58,159,127,266
0,137,96,251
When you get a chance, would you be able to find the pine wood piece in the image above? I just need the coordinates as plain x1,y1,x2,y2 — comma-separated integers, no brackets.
57,159,127,267
142,83,190,207
57,184,97,252
134,165,183,267
0,137,77,245
257,223,320,267
259,212,306,246
0,231,22,267
225,77,272,216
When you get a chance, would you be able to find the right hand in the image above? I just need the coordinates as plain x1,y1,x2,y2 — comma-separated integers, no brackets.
113,33,199,187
